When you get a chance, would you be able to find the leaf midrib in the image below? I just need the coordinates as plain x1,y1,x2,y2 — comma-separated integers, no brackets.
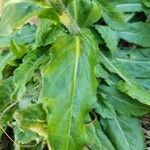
119,31,150,38
66,36,80,149
116,3,142,9
114,117,131,150
101,52,132,85
110,94,147,110
116,58,150,64
73,0,78,22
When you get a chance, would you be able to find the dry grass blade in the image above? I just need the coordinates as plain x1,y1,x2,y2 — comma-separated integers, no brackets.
141,114,150,150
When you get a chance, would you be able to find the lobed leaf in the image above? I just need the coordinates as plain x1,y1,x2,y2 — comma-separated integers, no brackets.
100,48,150,105
13,49,49,99
96,0,126,30
95,25,119,52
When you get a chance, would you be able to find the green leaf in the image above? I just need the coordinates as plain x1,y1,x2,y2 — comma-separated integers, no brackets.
13,25,37,45
13,49,49,99
0,2,43,35
96,98,116,119
100,84,150,116
96,0,125,30
19,79,41,109
42,26,65,46
40,29,98,150
0,25,36,48
0,0,150,149
88,122,115,150
81,1,103,27
0,36,10,48
94,64,109,78
0,52,13,79
118,22,150,47
10,40,28,58
112,0,143,12
14,124,41,145
94,127,115,150
67,0,102,27
143,0,150,7
3,0,46,8
34,18,65,48
100,48,150,105
96,22,150,48
14,104,47,138
118,81,150,106
34,18,52,47
95,25,119,52
14,141,45,150
0,78,15,135
0,78,13,113
101,115,145,150
100,52,132,84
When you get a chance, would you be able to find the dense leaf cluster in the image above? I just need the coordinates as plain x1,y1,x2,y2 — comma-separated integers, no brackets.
0,0,150,149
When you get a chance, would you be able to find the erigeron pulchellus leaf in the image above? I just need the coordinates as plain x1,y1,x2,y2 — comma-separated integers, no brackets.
0,0,150,149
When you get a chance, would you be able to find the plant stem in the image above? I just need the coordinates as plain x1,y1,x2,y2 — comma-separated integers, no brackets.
48,0,80,35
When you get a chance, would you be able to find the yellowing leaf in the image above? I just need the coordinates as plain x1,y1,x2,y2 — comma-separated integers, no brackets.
40,29,99,150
